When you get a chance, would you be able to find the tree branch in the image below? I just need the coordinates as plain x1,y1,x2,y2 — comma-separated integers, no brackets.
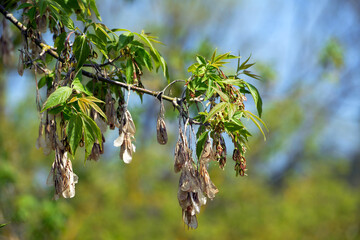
0,4,177,104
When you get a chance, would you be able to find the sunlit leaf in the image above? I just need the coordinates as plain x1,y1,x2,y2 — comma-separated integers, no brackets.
60,15,74,30
73,34,90,70
89,0,102,21
204,102,228,122
243,81,263,117
72,72,92,95
126,58,134,84
0,222,9,228
84,96,104,103
196,131,209,160
81,114,102,149
244,110,268,132
88,102,107,121
55,32,67,54
118,32,134,50
196,55,206,65
82,115,97,160
41,86,73,112
212,87,230,102
67,114,83,155
244,110,267,141
238,55,251,71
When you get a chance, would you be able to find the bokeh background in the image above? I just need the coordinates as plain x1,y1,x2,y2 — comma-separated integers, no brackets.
1,0,360,239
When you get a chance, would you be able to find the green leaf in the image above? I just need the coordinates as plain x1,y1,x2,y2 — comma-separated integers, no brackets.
205,79,214,100
41,86,73,112
66,114,83,155
136,48,153,71
210,49,217,63
72,73,92,95
196,131,209,160
0,222,9,228
204,102,227,122
224,122,243,133
243,70,262,81
88,102,107,121
17,3,33,10
214,52,239,63
243,82,263,117
187,63,199,73
55,32,67,54
159,56,169,82
60,15,74,30
228,103,237,119
196,55,206,65
218,79,244,86
38,0,47,15
118,32,134,50
134,32,169,80
84,96,104,103
73,34,90,70
82,116,96,160
238,55,251,71
38,74,54,89
47,105,65,115
126,58,134,84
89,0,102,21
212,87,230,102
244,110,267,141
244,110,268,132
81,114,102,149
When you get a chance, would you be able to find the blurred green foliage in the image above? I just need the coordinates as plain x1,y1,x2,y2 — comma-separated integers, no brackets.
0,109,359,239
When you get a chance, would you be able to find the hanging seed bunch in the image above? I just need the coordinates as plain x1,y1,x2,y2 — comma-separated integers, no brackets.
114,95,136,164
157,97,168,145
46,149,78,200
175,127,219,229
4,1,267,228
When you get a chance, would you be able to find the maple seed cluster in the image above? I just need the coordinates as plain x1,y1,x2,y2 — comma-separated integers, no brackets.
175,127,218,229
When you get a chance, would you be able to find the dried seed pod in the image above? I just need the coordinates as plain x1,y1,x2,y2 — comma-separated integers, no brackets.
199,164,218,199
179,162,201,193
38,14,47,33
157,116,168,145
156,100,168,144
105,90,116,130
94,112,107,133
47,150,78,200
200,137,214,163
114,109,136,164
174,129,190,173
87,143,101,161
17,51,24,76
182,209,198,229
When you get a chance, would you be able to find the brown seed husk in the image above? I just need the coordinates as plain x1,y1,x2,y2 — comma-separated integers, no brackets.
157,116,168,145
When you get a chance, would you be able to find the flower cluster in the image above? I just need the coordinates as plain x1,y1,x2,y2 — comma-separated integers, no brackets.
213,133,227,169
233,145,248,176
